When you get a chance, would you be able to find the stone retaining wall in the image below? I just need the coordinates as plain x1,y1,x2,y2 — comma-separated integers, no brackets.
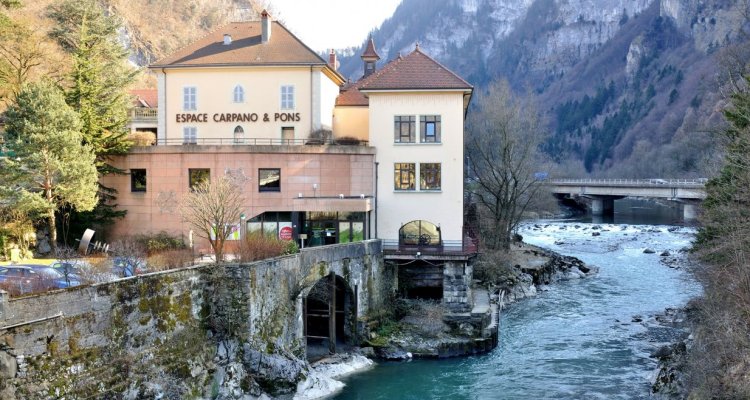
0,240,394,399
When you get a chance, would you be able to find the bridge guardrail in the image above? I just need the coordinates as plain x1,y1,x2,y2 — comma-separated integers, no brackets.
546,178,708,186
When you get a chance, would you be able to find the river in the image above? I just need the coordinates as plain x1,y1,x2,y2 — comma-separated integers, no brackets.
333,203,702,399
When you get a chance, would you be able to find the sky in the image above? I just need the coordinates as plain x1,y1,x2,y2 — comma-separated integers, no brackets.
267,0,402,52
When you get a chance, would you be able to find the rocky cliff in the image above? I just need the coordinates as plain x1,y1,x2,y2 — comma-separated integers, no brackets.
338,0,747,176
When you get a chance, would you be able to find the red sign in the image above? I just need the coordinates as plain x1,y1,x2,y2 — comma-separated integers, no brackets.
279,226,293,241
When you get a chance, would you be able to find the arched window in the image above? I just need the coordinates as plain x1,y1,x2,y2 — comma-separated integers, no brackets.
233,85,245,103
398,220,441,246
233,125,244,144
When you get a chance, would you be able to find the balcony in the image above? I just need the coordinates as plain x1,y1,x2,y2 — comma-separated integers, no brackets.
129,108,158,122
383,227,479,260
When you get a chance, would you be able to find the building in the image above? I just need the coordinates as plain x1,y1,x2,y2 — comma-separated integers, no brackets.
104,12,476,309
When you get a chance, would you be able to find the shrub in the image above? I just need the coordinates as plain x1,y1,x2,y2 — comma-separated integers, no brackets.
133,231,186,255
128,131,156,146
238,233,298,262
147,249,195,271
334,136,363,145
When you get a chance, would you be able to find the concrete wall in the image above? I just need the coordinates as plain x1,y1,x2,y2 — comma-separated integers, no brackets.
0,241,394,399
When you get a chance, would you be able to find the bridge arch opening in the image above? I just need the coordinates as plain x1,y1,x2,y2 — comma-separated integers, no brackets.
302,272,355,359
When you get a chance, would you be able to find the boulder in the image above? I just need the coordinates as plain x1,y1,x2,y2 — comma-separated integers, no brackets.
375,345,412,361
0,351,17,378
660,251,671,257
650,345,672,359
36,239,52,255
357,347,376,358
643,248,656,254
592,232,601,236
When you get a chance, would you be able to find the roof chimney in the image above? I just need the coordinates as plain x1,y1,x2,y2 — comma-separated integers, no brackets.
223,34,232,45
328,49,339,71
261,9,271,44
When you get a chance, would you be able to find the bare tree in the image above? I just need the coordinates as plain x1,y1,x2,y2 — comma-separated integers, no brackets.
53,245,80,285
179,176,244,262
109,238,146,277
465,80,547,250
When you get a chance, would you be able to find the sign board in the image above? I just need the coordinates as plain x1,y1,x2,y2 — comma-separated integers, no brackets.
279,226,293,241
210,223,241,241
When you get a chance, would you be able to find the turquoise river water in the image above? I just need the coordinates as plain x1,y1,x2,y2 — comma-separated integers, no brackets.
334,208,702,399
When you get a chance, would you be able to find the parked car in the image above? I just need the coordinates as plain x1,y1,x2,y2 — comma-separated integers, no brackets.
48,260,87,282
111,257,147,277
0,265,80,295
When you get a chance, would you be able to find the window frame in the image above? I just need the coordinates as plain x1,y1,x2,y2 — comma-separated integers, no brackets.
183,86,197,111
233,85,245,103
130,169,147,192
394,163,416,191
419,163,441,191
280,85,295,110
394,116,416,143
233,125,245,144
188,168,210,190
183,126,197,144
420,115,441,143
258,168,281,192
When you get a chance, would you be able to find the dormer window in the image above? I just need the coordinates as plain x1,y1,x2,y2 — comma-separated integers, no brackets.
233,85,245,103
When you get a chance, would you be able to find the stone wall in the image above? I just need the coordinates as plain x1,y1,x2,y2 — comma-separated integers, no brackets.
0,240,393,399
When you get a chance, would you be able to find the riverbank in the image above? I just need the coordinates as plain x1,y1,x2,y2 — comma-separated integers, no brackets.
331,222,701,399
362,240,597,360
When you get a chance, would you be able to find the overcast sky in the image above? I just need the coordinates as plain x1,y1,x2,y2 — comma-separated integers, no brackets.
268,0,402,52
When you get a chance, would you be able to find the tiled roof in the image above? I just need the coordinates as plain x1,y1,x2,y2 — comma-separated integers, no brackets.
151,21,329,68
335,82,369,106
361,37,380,60
337,47,472,106
130,89,157,108
359,47,472,91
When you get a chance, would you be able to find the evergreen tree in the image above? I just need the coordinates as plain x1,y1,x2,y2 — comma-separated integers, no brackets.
0,81,98,251
47,0,135,174
47,0,137,241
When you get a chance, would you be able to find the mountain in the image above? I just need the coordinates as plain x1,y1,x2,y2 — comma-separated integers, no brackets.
337,0,745,177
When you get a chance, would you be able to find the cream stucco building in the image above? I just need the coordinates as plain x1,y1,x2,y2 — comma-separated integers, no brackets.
106,12,476,279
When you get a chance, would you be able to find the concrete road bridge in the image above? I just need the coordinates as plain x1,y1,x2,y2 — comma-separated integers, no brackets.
546,178,708,220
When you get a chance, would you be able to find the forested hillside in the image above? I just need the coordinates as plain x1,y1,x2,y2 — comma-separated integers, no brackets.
337,0,747,177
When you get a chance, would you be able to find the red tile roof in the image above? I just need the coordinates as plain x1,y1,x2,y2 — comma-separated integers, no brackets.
359,47,472,91
337,47,472,106
361,37,380,60
130,89,157,108
151,21,334,71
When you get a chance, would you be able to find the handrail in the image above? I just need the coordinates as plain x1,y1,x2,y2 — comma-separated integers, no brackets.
546,178,708,186
152,137,370,146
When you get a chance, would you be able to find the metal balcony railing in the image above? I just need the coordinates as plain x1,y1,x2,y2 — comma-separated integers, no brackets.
154,137,369,146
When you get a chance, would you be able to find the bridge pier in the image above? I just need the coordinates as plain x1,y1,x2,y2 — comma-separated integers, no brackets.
683,203,698,221
590,196,615,216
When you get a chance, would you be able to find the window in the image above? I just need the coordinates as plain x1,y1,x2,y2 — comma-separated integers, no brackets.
281,85,295,110
183,127,197,144
233,126,244,144
394,116,416,143
183,86,197,110
394,163,415,190
233,85,245,103
131,169,147,192
259,168,281,192
420,115,441,143
189,168,210,190
420,163,441,190
281,127,295,143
